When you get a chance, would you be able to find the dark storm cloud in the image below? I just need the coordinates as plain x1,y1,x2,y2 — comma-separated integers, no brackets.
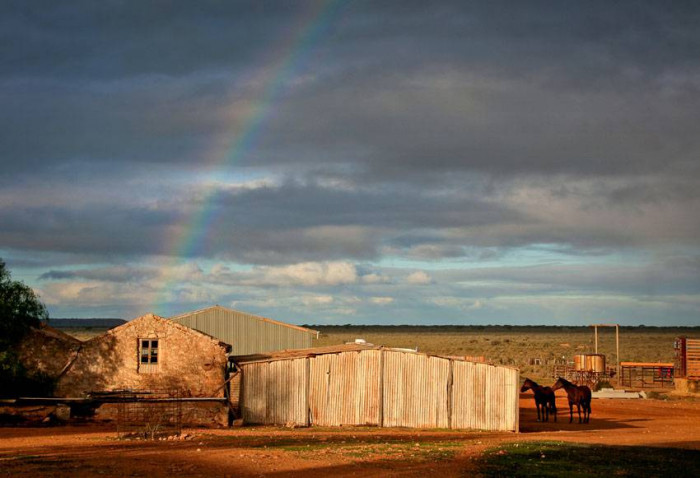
2,1,699,181
0,181,526,262
39,265,159,282
0,202,182,256
0,1,303,80
213,182,521,229
1,1,699,323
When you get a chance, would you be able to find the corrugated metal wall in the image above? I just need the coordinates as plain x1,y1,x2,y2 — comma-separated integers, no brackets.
170,306,314,355
309,349,382,426
240,358,309,425
236,349,519,431
382,351,451,428
451,361,519,431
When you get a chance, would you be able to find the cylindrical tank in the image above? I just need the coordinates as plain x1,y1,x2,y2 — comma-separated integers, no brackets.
587,354,606,373
573,354,586,371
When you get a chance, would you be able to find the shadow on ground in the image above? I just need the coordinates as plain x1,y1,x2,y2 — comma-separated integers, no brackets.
474,441,700,478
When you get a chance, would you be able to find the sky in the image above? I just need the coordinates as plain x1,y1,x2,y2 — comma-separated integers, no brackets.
1,1,699,326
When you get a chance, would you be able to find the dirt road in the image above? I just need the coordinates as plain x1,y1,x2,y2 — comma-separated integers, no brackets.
1,395,699,477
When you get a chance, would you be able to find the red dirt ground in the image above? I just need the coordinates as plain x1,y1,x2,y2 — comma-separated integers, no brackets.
2,393,699,477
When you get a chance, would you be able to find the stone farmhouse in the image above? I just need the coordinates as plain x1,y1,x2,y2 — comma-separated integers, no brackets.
13,313,232,426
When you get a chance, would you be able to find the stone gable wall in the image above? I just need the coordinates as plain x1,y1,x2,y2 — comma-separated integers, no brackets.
56,315,228,398
14,327,80,379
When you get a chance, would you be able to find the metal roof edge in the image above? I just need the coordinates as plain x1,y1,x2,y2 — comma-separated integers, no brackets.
168,304,319,336
230,344,519,371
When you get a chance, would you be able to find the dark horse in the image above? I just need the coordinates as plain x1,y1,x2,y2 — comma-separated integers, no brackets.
520,378,557,422
552,377,592,424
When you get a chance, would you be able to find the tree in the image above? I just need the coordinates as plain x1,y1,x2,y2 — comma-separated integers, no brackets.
0,258,48,351
0,259,53,398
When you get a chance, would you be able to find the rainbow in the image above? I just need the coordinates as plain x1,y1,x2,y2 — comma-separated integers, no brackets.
154,1,343,315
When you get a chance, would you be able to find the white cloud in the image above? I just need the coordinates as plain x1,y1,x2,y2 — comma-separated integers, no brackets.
370,296,394,305
406,270,431,285
302,295,335,306
468,299,484,310
361,273,391,284
256,261,358,286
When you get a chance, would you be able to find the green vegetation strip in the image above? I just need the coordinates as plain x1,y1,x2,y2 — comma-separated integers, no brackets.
477,441,700,478
205,433,463,461
280,441,460,461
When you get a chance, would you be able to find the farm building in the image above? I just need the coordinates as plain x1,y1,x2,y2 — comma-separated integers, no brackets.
10,314,233,426
232,343,519,432
56,313,231,399
169,305,318,355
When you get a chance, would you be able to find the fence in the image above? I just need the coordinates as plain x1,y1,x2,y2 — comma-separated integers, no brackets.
234,345,518,432
619,362,674,388
115,389,183,439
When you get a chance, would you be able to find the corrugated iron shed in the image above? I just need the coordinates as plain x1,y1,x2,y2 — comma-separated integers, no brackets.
169,305,318,355
233,345,519,432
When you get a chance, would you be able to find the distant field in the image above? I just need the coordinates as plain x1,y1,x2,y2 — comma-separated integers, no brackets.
313,325,698,382
60,324,699,383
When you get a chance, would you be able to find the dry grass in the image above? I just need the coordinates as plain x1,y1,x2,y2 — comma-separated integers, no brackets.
312,325,697,382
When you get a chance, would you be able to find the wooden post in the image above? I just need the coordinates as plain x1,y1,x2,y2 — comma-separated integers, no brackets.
594,326,599,354
616,324,620,380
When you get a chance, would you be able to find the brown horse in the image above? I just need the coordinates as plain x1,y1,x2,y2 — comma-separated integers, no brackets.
520,378,557,422
552,377,591,424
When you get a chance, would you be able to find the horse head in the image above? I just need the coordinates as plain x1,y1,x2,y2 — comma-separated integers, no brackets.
551,377,565,391
520,378,533,393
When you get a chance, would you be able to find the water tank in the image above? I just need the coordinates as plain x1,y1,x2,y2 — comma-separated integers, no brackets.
586,354,606,373
573,354,586,371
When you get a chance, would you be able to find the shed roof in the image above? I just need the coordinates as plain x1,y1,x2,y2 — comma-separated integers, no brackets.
231,343,511,368
169,305,319,336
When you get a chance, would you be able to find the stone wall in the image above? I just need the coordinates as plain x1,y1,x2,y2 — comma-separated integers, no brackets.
14,325,81,379
56,314,230,398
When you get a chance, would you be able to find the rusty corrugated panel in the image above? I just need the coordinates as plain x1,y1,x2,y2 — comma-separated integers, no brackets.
309,350,381,426
240,362,266,424
230,372,241,409
381,351,449,428
240,358,308,425
451,361,518,432
170,305,316,355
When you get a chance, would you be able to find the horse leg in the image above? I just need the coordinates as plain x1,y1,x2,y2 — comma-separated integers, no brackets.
536,402,540,421
569,401,573,423
586,401,591,423
577,403,582,423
